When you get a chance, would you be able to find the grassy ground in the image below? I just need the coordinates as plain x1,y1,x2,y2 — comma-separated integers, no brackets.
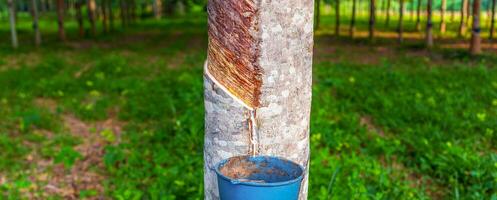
0,13,496,199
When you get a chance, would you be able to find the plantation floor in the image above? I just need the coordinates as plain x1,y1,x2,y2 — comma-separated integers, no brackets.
0,16,496,199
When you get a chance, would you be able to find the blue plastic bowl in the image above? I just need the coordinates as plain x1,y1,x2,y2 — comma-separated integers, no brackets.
215,155,304,200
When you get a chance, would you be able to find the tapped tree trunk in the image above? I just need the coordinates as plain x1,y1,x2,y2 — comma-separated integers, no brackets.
75,0,84,37
459,0,468,36
441,0,447,34
204,0,313,199
56,0,66,41
416,0,421,31
426,0,433,47
335,0,340,36
7,0,18,49
30,0,41,46
385,0,391,27
350,0,357,37
153,0,162,19
369,0,376,40
490,0,496,40
398,0,404,43
470,0,481,54
88,0,97,36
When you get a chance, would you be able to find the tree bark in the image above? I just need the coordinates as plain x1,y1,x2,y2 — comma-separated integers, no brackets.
31,0,41,46
153,0,162,19
459,0,468,36
204,0,314,199
416,0,422,31
470,0,481,54
88,0,96,36
350,0,357,37
490,0,496,40
335,0,340,36
370,0,376,40
385,0,391,27
441,0,447,34
56,0,66,41
426,0,433,47
398,0,404,43
7,0,18,49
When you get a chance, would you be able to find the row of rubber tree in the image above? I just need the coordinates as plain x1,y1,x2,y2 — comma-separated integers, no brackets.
3,0,199,49
315,0,492,55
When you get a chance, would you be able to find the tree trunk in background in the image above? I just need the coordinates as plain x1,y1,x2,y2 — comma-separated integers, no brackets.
470,0,481,54
335,0,340,36
441,0,447,34
108,0,114,31
416,0,421,31
426,0,433,47
31,0,41,46
88,0,96,36
369,0,376,40
7,0,18,49
459,0,468,36
153,0,162,19
410,1,415,20
451,0,456,21
56,0,66,41
75,0,84,37
490,0,496,40
350,0,357,37
204,0,313,199
102,0,109,33
466,0,472,26
398,0,404,43
120,0,128,28
385,0,391,27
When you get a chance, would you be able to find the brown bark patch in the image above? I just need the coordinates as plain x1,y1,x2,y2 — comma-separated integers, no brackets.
207,0,262,108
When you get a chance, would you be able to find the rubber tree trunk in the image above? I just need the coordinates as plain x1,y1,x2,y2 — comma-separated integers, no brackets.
31,0,41,46
335,0,340,36
426,0,433,47
88,0,96,36
470,0,481,54
459,0,468,36
75,0,84,37
416,0,421,31
398,0,404,43
7,0,18,49
369,0,376,40
490,0,496,40
350,0,357,37
385,0,391,27
203,0,314,199
56,0,66,41
153,0,162,19
441,0,447,34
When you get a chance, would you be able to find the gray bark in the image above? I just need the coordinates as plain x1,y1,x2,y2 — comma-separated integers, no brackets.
398,0,404,43
204,0,314,199
8,0,18,49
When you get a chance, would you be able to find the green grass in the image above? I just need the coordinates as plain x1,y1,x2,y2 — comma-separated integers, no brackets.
1,12,497,199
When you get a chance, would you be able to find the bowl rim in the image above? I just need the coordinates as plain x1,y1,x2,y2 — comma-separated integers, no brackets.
214,155,305,187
